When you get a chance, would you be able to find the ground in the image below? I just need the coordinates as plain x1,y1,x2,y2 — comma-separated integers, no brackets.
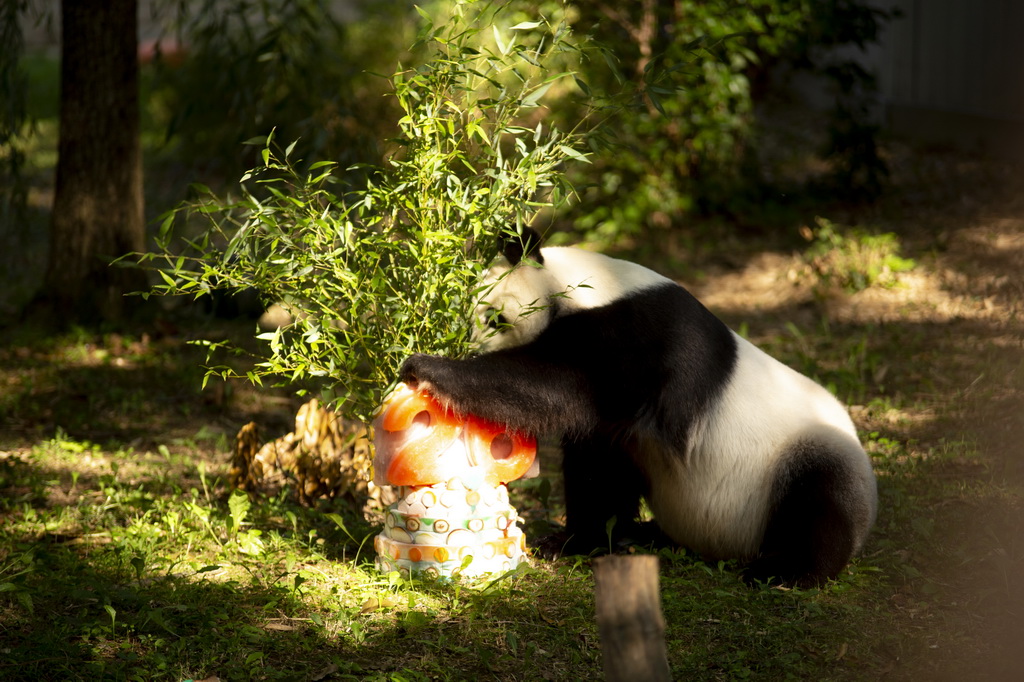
1,140,1022,680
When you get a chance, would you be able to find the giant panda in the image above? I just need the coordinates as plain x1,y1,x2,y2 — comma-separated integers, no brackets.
399,228,877,585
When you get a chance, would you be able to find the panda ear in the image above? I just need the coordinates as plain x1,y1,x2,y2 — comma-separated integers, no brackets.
499,227,544,266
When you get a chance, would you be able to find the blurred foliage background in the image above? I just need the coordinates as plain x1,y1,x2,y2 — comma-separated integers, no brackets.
0,0,897,379
134,0,890,232
6,0,891,239
2,0,897,388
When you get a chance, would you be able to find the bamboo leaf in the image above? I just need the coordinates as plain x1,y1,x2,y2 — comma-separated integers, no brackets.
523,80,555,107
558,145,591,163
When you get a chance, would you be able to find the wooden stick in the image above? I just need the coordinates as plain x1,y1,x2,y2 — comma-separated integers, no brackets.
593,555,671,681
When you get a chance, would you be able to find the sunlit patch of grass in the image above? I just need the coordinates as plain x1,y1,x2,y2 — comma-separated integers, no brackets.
1,428,607,680
797,216,916,296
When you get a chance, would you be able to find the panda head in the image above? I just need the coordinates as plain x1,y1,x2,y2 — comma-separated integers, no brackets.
473,227,670,352
473,228,557,352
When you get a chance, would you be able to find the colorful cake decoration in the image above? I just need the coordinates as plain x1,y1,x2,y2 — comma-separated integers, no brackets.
372,383,537,579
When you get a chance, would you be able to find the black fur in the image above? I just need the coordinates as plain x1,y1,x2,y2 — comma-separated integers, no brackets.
399,282,738,554
746,440,868,586
498,228,544,267
400,283,736,439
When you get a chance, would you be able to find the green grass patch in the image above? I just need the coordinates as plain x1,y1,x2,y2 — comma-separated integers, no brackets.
798,217,916,296
0,412,941,681
1,432,906,681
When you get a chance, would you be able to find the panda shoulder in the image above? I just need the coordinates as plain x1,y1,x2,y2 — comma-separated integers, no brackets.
540,247,671,309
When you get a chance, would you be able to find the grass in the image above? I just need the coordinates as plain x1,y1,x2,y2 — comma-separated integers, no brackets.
0,430,891,681
3,149,1023,678
1,289,1012,681
0,427,597,680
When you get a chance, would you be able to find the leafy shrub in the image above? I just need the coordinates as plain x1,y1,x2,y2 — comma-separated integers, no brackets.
799,216,915,294
142,1,588,423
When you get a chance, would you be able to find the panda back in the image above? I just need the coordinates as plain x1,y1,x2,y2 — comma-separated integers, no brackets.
539,247,672,312
476,246,673,352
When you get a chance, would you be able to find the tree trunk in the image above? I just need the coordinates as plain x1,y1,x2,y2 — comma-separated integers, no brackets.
39,0,145,323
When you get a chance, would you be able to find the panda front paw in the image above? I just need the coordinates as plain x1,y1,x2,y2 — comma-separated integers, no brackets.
398,353,434,387
398,353,456,405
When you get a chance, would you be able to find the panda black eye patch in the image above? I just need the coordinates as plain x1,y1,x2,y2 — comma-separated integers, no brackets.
485,310,509,330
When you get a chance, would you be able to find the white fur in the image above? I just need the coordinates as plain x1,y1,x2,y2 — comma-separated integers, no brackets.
645,333,876,559
476,247,667,351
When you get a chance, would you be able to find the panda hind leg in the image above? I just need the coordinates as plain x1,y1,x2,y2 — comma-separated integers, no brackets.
534,435,645,559
746,443,867,587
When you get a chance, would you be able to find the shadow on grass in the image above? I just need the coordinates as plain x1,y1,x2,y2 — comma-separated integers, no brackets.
0,317,306,450
0,532,344,681
0,480,599,682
